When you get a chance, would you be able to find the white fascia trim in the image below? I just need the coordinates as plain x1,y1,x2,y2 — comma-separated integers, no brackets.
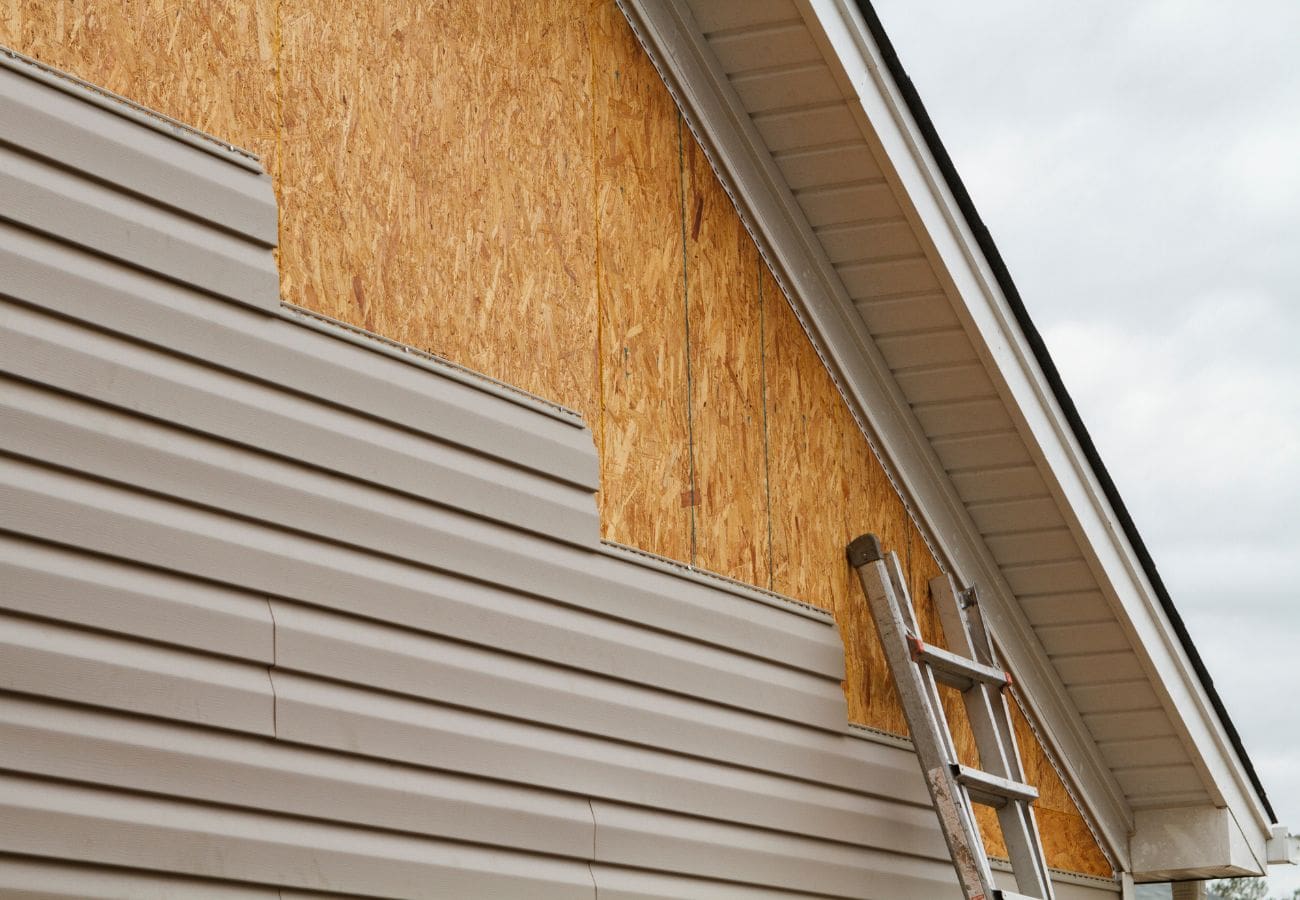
618,0,1132,868
800,0,1271,840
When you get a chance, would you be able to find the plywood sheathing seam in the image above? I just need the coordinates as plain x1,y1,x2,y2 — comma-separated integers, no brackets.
594,0,692,562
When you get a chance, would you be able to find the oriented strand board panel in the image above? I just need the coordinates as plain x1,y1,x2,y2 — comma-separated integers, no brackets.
591,1,692,562
276,0,599,421
684,132,770,585
763,266,848,613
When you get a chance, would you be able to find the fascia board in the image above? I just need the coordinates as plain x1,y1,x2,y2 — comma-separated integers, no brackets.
618,0,1133,868
797,0,1272,841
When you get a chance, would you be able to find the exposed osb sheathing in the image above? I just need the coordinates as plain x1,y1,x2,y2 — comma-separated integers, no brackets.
277,0,599,419
0,0,1110,877
592,1,691,563
684,136,770,586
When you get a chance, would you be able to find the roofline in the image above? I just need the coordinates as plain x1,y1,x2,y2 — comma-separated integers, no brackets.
856,0,1276,825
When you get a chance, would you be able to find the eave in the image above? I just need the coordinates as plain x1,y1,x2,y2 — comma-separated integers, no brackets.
617,0,1280,878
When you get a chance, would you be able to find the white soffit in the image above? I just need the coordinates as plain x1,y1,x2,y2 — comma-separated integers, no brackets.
617,0,1275,872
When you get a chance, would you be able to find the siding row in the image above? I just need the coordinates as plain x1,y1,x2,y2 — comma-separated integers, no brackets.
0,52,1118,897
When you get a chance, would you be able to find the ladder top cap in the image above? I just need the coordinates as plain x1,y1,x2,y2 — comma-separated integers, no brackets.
846,534,884,567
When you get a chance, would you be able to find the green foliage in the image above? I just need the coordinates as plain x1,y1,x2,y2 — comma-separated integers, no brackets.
1208,878,1299,900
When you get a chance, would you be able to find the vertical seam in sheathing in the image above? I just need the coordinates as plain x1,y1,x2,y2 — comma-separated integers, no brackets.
757,255,775,591
613,4,950,575
676,113,698,565
273,0,284,257
591,27,607,519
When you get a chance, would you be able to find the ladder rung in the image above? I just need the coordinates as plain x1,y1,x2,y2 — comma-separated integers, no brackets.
952,764,1038,808
909,637,1009,691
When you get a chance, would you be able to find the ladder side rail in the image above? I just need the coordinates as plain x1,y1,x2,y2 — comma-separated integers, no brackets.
848,537,994,898
931,575,1019,781
992,673,1055,900
934,577,1056,900
881,552,968,768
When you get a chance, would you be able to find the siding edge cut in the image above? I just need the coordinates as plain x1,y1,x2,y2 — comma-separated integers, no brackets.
0,43,263,171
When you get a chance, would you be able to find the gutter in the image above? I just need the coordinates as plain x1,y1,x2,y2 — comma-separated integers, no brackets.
854,0,1277,824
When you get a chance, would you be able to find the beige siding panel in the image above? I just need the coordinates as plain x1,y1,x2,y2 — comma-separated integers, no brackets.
271,672,909,849
0,143,278,310
0,219,597,488
0,775,596,900
592,864,827,899
0,458,840,727
0,695,593,859
591,801,947,899
0,310,598,547
0,612,273,735
0,64,275,244
0,533,272,663
270,600,867,787
0,856,284,899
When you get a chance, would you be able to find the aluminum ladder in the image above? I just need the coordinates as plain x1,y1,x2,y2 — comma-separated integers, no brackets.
847,533,1054,900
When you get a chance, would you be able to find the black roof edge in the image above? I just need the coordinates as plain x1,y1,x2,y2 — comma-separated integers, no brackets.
855,0,1276,824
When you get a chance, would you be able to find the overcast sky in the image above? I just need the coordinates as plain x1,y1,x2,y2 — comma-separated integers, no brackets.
871,1,1300,890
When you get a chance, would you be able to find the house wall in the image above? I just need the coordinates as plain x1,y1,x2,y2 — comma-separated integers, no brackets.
0,0,1107,877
